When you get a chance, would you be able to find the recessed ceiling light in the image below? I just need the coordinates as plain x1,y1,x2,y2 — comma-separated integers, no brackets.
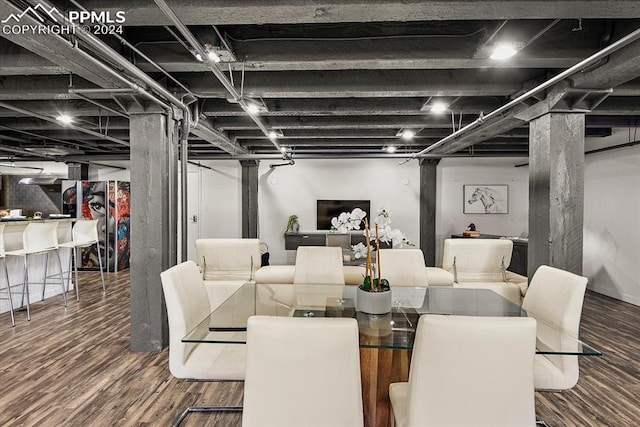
430,101,448,114
401,130,415,140
56,114,73,125
207,50,221,63
269,131,278,139
490,43,518,60
246,103,261,114
385,145,397,153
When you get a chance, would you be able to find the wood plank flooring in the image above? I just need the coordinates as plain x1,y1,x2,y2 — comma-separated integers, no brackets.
1,271,638,426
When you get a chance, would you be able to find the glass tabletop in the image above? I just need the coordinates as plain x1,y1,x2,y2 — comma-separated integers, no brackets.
183,283,601,355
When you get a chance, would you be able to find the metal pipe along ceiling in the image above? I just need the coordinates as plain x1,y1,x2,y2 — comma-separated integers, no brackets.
153,0,284,155
410,26,640,158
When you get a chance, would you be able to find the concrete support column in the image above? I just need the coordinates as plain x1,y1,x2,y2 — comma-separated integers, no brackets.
67,163,89,180
241,160,259,238
129,111,178,351
419,159,439,266
529,112,585,276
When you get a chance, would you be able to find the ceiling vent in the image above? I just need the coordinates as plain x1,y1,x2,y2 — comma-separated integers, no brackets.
23,146,84,156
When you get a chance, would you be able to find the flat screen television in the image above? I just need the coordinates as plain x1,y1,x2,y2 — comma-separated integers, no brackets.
316,200,371,230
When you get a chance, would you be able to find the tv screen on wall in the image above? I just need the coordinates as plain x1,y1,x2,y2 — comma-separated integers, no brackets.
317,200,371,230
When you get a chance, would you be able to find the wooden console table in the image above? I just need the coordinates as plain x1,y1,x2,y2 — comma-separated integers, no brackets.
285,232,389,251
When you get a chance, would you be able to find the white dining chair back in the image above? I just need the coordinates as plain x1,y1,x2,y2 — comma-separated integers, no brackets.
59,219,105,300
243,316,363,427
389,314,537,427
293,246,345,285
22,222,59,254
379,248,428,287
160,260,245,381
71,219,100,246
522,265,588,390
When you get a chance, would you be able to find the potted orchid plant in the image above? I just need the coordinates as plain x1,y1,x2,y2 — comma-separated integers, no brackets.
330,208,411,313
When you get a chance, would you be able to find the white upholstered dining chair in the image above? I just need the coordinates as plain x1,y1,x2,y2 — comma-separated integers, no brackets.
293,246,345,285
389,314,537,427
522,265,588,390
242,316,364,427
379,248,428,287
160,260,245,426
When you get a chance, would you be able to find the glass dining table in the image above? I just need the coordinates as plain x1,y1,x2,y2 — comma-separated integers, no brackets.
182,283,601,427
183,283,601,356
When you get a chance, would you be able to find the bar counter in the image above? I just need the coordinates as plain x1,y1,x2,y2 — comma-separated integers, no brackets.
1,219,73,315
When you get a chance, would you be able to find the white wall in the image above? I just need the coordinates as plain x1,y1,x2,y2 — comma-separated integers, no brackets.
258,159,420,264
583,144,640,305
435,157,529,263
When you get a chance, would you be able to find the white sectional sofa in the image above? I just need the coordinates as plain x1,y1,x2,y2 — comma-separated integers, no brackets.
195,239,524,309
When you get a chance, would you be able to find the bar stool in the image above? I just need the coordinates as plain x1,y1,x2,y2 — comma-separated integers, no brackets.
0,223,17,326
5,222,68,320
59,219,105,300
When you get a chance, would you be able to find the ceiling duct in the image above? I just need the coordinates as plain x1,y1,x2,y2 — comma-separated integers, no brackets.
18,177,65,185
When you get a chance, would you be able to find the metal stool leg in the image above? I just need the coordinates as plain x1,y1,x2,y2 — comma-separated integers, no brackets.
72,247,79,301
55,249,67,307
41,252,48,300
21,255,31,321
96,242,105,291
2,258,15,326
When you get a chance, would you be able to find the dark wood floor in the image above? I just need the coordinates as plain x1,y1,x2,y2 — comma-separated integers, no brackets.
1,271,638,426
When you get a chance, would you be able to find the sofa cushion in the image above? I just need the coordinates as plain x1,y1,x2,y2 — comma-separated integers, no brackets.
255,265,365,286
425,267,454,286
254,265,295,284
505,271,529,296
343,266,366,286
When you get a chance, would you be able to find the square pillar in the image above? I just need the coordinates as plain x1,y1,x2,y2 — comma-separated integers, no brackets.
419,159,439,266
529,113,585,276
129,111,178,351
241,160,259,238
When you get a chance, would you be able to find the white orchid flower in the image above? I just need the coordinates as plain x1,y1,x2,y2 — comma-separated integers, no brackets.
351,242,368,259
374,208,392,226
351,208,367,220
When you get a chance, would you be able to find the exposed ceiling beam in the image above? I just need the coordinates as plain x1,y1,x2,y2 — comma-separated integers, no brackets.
131,41,591,72
78,1,640,25
423,36,640,154
178,69,546,98
0,101,130,146
0,117,130,130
